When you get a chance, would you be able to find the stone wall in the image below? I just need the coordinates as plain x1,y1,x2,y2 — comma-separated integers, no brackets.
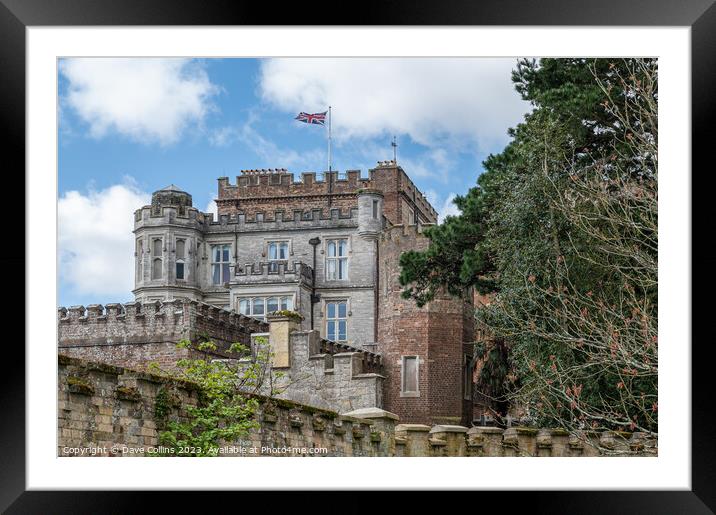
256,318,384,413
58,299,267,371
57,356,657,457
56,302,385,415
58,355,386,457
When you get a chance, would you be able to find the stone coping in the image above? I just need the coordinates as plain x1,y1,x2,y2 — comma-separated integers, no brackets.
342,407,399,421
395,424,431,432
429,425,469,434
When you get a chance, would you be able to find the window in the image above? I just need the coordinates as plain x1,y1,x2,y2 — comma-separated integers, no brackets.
326,300,347,341
152,258,162,280
402,356,419,395
211,244,231,285
175,239,185,280
151,238,162,280
267,241,289,272
326,239,348,280
464,355,473,401
238,296,294,320
252,297,265,318
136,239,143,282
372,199,379,219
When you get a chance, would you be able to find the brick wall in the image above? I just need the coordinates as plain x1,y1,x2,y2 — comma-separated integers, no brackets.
377,225,474,426
217,170,370,218
215,163,437,226
58,356,657,457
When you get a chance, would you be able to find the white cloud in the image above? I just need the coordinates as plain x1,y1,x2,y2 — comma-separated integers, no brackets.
58,179,150,298
424,189,462,223
424,189,439,208
205,196,218,219
259,58,530,153
438,193,461,222
60,58,219,145
209,112,326,171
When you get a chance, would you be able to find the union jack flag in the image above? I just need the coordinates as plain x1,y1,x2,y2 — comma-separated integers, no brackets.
295,111,327,125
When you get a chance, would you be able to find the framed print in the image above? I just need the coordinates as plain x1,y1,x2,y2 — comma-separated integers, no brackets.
1,0,711,511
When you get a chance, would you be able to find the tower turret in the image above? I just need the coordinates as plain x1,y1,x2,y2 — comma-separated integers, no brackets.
357,189,384,237
150,184,192,216
133,185,204,303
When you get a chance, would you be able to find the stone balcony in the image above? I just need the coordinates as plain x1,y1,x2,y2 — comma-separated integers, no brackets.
230,260,314,287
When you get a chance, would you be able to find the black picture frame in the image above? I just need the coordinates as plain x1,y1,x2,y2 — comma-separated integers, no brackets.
1,0,709,512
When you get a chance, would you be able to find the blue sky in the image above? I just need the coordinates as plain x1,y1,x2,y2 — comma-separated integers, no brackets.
58,57,531,307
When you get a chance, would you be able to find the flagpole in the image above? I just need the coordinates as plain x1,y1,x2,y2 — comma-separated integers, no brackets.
328,106,332,172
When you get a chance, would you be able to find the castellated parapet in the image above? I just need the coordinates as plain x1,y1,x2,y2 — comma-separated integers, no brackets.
232,260,314,286
57,302,386,414
199,208,361,241
57,299,267,370
248,315,384,413
57,355,657,457
215,163,438,225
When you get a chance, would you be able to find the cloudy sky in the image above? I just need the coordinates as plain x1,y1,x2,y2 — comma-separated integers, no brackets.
58,57,531,307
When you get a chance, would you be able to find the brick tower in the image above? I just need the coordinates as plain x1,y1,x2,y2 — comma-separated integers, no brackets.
377,224,474,426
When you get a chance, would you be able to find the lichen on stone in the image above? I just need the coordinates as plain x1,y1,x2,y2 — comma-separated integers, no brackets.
67,375,95,395
115,385,142,402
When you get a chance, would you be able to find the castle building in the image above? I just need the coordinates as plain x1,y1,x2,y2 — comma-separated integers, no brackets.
73,161,474,425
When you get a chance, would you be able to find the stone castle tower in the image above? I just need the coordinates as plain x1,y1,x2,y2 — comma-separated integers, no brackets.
130,162,474,425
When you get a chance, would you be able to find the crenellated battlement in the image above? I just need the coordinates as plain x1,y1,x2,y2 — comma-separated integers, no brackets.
380,223,436,247
58,299,266,333
134,204,208,227
58,355,657,457
205,206,358,225
135,204,362,234
259,327,384,413
232,261,313,285
216,163,438,225
319,338,382,373
218,169,370,190
58,299,268,370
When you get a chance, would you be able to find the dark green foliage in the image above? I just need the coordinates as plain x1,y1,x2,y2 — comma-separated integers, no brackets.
399,58,658,436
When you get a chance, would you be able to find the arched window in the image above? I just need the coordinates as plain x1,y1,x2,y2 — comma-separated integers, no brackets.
176,239,186,280
136,239,143,282
151,238,163,280
152,258,162,280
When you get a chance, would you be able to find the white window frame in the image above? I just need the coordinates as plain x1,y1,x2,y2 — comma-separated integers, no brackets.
210,243,232,285
401,355,420,397
237,295,295,321
175,238,186,281
267,240,290,272
324,299,348,342
325,238,349,281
